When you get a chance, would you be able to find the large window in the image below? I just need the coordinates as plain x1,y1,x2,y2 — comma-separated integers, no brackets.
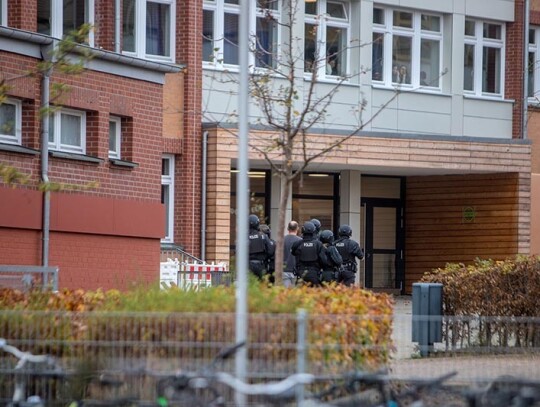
528,27,540,103
203,0,279,68
37,0,95,45
464,20,504,96
304,1,350,78
0,99,22,145
372,7,442,89
48,108,86,154
122,0,175,61
161,155,175,243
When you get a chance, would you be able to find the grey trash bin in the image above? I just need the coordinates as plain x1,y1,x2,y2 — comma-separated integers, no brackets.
412,282,443,356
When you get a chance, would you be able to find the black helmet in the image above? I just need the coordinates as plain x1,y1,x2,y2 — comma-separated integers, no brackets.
338,224,353,237
320,230,334,244
310,218,321,233
301,221,316,236
249,214,260,230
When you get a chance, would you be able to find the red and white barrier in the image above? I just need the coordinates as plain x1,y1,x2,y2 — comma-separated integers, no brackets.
159,259,228,290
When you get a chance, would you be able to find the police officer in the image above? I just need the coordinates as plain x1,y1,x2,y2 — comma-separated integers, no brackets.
291,221,326,286
334,225,364,286
319,230,342,284
310,218,322,238
259,224,276,283
248,214,273,280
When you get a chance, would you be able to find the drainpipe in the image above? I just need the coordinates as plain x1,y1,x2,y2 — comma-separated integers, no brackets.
114,0,121,53
41,67,52,268
201,131,208,260
523,0,530,139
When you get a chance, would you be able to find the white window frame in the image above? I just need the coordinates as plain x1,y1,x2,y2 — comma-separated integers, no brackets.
48,108,87,154
1,0,7,26
122,0,176,63
202,0,281,70
161,154,175,243
464,19,505,98
45,0,95,46
304,0,351,79
528,26,540,104
372,7,443,90
109,116,122,159
0,99,22,145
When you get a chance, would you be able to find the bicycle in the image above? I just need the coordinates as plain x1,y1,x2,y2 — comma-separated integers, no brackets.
461,375,540,407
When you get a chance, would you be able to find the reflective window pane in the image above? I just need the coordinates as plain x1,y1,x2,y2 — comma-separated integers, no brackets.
327,2,345,19
256,16,278,68
392,35,412,84
465,20,475,36
530,29,536,44
63,0,86,35
304,23,317,73
372,32,384,81
305,2,317,15
421,15,440,32
37,2,51,35
464,44,475,91
224,13,239,64
0,103,16,136
529,51,535,98
326,26,347,76
292,199,334,231
203,10,214,62
146,2,170,56
109,120,118,155
482,46,501,93
122,0,135,52
393,11,412,28
483,23,501,40
372,253,396,288
373,8,384,25
293,174,334,195
420,39,440,87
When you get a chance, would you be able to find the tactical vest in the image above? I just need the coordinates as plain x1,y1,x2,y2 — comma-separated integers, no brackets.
249,232,266,258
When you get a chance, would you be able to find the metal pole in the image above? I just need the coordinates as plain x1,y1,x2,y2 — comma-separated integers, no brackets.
296,309,307,404
235,0,250,405
523,0,530,139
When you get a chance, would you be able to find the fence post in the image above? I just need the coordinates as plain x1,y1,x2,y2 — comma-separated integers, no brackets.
297,308,307,404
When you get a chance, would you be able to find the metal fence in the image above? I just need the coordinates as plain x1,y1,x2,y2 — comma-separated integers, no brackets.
0,265,59,292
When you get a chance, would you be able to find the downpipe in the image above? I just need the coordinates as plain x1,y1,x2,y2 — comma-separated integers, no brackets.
201,131,208,261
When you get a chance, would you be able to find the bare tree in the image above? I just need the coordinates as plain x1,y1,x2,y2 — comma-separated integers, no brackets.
201,0,413,284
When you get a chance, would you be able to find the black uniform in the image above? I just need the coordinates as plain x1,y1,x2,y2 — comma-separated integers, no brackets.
248,226,273,279
291,225,325,286
321,244,342,283
259,224,276,283
335,233,364,286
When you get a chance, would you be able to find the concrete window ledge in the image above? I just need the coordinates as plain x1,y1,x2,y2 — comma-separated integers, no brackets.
109,158,139,169
49,150,103,164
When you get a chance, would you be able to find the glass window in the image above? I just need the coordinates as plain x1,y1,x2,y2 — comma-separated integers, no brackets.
109,117,121,159
0,99,21,145
122,0,175,61
464,19,504,97
373,8,384,25
48,108,86,154
161,155,175,243
528,27,540,102
0,0,5,26
203,0,280,69
304,1,349,78
372,8,442,88
37,0,93,45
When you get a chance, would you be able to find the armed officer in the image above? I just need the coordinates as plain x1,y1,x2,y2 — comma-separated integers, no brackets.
334,225,364,286
291,221,326,286
319,230,342,284
310,218,322,239
259,224,276,283
248,214,273,280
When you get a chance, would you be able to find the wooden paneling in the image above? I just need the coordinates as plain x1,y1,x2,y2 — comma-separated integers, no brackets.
404,173,523,292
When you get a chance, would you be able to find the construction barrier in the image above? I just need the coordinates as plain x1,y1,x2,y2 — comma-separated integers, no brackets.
159,259,230,290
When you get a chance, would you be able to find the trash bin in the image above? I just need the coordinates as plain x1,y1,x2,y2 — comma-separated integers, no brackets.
412,282,443,356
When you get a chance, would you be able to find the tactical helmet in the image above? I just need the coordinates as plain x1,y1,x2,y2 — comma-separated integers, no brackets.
259,224,271,238
249,214,260,230
320,230,334,244
310,218,322,233
338,224,353,237
301,221,316,236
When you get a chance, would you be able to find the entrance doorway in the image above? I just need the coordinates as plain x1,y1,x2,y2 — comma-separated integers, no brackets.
362,198,404,292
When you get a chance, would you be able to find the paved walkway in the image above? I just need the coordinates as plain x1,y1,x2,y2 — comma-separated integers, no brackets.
388,296,540,383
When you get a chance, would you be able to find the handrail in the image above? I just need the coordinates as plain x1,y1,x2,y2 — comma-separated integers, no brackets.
160,244,205,264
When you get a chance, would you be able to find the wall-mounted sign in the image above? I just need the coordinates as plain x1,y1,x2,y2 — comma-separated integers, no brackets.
462,206,476,223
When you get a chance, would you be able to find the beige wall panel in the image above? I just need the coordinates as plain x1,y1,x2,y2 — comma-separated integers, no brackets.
531,174,540,255
529,109,540,173
162,72,184,139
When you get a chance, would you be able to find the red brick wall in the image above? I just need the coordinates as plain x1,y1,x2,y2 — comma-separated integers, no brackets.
506,0,525,139
8,0,36,31
95,0,116,51
175,0,203,257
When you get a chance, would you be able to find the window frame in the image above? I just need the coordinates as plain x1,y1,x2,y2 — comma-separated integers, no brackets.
48,108,87,154
304,0,351,79
463,19,505,98
122,0,176,63
528,26,540,104
202,0,281,70
109,116,122,159
372,7,443,90
0,0,7,26
38,0,95,46
0,99,22,145
161,154,175,243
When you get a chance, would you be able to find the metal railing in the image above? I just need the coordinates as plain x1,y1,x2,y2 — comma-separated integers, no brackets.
160,243,205,264
0,265,59,292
